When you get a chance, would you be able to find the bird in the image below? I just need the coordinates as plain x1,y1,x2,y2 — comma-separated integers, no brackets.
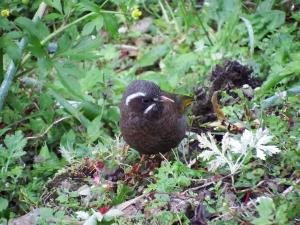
120,80,192,155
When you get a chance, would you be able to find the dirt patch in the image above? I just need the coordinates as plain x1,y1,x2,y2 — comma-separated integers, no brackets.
191,60,261,133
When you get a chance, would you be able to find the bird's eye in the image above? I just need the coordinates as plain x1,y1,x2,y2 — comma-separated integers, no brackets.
142,98,151,103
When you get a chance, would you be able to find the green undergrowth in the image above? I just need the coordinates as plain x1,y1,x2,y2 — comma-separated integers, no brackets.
0,0,299,224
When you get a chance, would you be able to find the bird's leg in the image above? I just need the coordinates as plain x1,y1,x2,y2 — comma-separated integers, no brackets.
132,154,146,173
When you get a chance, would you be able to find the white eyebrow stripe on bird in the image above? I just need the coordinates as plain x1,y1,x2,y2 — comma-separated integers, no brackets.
144,103,156,114
125,92,146,105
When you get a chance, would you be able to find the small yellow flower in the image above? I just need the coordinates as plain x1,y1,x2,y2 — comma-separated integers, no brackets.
131,8,142,20
1,9,10,17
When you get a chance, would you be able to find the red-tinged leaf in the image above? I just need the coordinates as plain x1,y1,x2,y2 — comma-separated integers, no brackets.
98,206,109,214
95,161,105,169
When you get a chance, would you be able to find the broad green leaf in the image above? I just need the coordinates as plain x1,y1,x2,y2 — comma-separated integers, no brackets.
15,17,48,40
15,17,37,35
27,36,47,57
58,36,102,60
260,54,300,92
44,13,64,21
37,57,53,79
82,16,104,36
30,118,47,133
240,16,254,56
48,89,90,127
0,128,10,137
266,10,285,30
0,197,8,212
252,197,275,225
80,102,101,120
39,144,51,160
5,31,23,39
163,52,198,86
3,38,22,62
44,0,63,14
87,116,102,143
0,17,11,30
103,14,118,39
80,68,103,92
4,131,27,158
57,33,72,54
275,204,288,224
78,0,100,12
54,63,86,101
39,207,54,219
256,0,274,13
60,130,76,150
137,44,170,68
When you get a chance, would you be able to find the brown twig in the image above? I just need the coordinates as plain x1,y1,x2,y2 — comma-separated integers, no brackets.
27,116,71,140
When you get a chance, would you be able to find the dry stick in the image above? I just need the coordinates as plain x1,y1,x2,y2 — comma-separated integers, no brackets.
182,172,237,195
26,116,71,140
282,178,300,197
0,2,47,111
115,193,149,211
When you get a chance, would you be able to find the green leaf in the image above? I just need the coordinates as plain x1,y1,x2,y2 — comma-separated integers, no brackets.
58,36,102,60
39,207,54,219
78,0,101,13
266,10,285,30
27,36,47,57
252,197,275,225
57,33,72,54
0,128,10,137
80,101,101,120
240,16,254,56
275,204,288,224
82,15,104,36
103,14,118,39
48,89,90,127
54,62,86,101
44,0,63,14
30,118,47,133
4,131,27,159
39,144,51,160
137,44,170,68
87,116,102,143
37,57,53,79
80,68,103,92
256,0,274,13
15,17,37,35
0,36,22,62
15,17,48,40
0,197,8,212
163,52,198,86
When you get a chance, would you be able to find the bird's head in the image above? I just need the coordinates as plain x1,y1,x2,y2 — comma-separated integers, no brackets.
121,80,175,120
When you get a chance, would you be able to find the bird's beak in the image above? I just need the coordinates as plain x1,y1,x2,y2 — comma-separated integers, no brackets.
154,95,175,103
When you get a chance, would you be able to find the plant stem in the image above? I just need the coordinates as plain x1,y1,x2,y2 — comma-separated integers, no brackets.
158,0,170,23
0,2,47,111
190,0,213,46
0,44,3,83
164,0,180,33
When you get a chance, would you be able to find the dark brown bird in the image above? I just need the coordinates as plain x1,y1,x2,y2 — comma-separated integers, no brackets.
120,80,191,155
